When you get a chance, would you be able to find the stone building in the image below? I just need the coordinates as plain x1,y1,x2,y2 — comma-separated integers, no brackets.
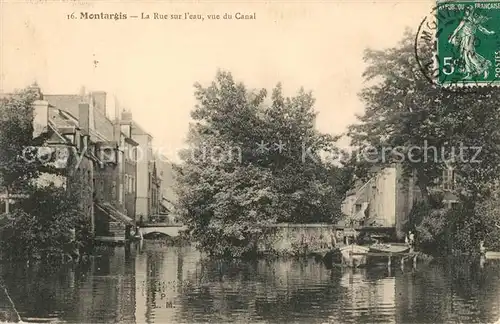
156,157,179,223
341,164,459,239
120,111,161,224
44,90,137,240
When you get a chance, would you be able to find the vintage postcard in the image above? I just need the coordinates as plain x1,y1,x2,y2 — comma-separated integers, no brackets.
1,0,500,323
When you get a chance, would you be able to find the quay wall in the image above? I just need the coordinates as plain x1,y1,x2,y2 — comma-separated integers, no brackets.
258,223,345,255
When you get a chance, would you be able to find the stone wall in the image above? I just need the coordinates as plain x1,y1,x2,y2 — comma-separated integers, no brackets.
258,224,345,255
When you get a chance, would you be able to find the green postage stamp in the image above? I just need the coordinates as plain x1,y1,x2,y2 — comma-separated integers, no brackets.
437,0,500,86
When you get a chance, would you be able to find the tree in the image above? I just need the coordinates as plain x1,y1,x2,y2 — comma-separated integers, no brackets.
1,184,91,261
349,29,500,206
349,29,500,253
474,189,500,251
176,71,345,257
0,85,42,213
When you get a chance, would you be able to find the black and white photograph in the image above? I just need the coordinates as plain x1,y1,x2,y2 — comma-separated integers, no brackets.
1,0,500,323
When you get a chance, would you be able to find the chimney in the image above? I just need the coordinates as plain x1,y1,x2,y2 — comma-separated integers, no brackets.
121,110,132,121
114,122,121,142
32,100,49,138
79,103,90,135
91,91,107,115
29,82,43,100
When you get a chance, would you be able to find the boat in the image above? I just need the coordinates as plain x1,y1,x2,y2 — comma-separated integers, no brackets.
485,251,500,259
339,244,370,267
369,243,410,254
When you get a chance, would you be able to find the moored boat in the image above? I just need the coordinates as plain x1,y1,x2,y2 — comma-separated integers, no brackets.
339,244,370,267
369,243,410,254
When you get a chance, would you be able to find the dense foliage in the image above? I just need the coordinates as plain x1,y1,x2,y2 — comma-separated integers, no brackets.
349,29,500,204
176,71,348,258
0,85,92,261
1,185,92,261
474,190,500,252
349,30,500,254
0,86,42,197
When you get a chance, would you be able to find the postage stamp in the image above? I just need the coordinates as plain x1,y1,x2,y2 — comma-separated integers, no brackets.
435,0,500,87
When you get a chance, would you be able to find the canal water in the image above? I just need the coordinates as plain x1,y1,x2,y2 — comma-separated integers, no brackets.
0,242,499,324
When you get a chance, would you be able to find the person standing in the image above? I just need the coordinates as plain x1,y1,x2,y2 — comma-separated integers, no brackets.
409,231,415,252
330,230,337,249
479,240,486,255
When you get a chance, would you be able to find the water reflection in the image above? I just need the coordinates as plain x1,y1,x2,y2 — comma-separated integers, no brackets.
0,242,499,323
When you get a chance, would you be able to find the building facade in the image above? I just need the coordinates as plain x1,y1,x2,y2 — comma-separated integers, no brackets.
341,164,459,239
2,86,161,238
156,157,180,223
120,111,161,224
44,90,136,239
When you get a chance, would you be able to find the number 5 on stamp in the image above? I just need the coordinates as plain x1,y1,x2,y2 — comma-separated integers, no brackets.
437,0,500,86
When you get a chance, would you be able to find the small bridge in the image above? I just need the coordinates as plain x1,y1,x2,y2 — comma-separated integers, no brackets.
138,223,187,238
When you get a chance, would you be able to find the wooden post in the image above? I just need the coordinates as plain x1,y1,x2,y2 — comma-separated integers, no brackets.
413,254,417,269
4,188,9,214
388,254,392,268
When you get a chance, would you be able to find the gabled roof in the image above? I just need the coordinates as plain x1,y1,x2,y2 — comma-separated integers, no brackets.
44,94,114,142
48,107,78,129
43,94,82,117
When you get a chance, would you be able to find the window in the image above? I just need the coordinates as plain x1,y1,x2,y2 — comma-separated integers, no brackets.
79,135,85,152
119,184,123,203
125,175,129,193
99,180,104,197
111,181,116,200
131,177,135,193
442,167,455,190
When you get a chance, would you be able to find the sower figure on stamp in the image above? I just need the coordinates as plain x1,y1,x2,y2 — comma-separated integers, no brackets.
448,8,495,80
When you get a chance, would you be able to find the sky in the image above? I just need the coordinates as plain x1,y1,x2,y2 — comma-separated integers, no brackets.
1,0,433,162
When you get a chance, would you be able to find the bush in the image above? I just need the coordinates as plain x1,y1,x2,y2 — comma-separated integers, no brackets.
475,193,500,251
1,185,92,261
411,198,498,256
414,207,448,255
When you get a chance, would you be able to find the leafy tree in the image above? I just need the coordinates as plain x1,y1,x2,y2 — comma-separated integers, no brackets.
176,71,345,257
348,29,500,206
348,29,500,254
474,189,500,251
0,85,42,212
1,184,91,261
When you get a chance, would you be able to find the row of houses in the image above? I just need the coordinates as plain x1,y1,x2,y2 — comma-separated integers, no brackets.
1,84,177,240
